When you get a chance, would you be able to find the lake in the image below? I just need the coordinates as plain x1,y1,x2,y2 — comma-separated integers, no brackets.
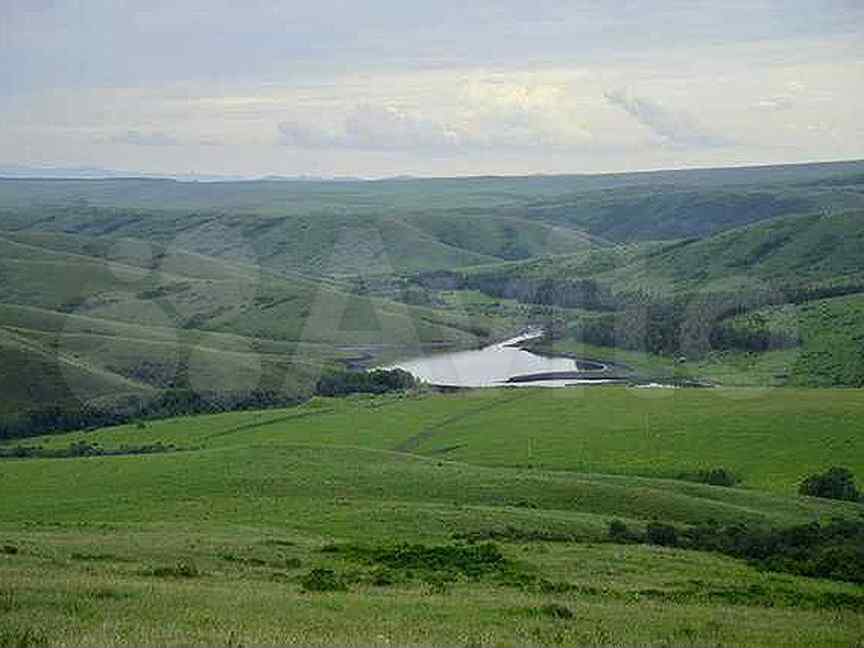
385,330,626,388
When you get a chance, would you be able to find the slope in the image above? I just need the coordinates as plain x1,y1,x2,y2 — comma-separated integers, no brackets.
0,231,503,425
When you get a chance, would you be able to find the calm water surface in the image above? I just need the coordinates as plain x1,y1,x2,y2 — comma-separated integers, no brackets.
386,331,617,388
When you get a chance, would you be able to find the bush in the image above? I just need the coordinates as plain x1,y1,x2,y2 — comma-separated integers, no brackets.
315,368,417,397
645,522,679,547
0,442,175,460
300,568,347,592
799,467,861,502
454,525,579,543
697,468,739,487
607,519,640,543
606,517,864,585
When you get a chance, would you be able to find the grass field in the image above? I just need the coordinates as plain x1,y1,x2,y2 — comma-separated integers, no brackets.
2,387,863,646
2,165,864,646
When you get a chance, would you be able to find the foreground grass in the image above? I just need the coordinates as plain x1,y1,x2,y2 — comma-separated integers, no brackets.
2,387,863,646
2,525,863,647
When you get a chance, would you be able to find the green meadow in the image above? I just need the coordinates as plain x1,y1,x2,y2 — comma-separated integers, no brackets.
2,387,863,646
2,164,864,646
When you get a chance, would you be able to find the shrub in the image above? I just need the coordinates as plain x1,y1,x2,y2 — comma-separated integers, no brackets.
610,518,864,585
454,526,579,543
323,542,507,578
697,468,739,487
315,368,417,397
799,467,861,502
369,568,396,587
368,543,505,577
677,467,739,487
608,519,640,543
645,522,679,547
300,568,347,592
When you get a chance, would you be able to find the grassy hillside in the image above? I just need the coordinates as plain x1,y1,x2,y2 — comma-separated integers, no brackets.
1,162,863,422
0,231,507,426
598,209,864,295
0,326,153,415
452,209,864,298
725,293,864,387
1,160,863,280
1,388,862,646
406,208,864,386
19,387,864,495
0,205,592,278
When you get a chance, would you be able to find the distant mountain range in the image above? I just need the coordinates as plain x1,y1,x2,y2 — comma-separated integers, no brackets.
0,164,372,183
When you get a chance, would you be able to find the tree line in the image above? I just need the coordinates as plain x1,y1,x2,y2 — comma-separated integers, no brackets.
0,389,304,442
1,368,420,442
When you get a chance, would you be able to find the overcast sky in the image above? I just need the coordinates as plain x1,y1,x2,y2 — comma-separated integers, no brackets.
1,0,862,177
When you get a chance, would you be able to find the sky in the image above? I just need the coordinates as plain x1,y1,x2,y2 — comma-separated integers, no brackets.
1,0,863,178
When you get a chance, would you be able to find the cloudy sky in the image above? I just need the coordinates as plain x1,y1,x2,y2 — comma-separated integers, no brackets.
1,0,863,177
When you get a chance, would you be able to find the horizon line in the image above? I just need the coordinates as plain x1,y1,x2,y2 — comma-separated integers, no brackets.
0,156,862,184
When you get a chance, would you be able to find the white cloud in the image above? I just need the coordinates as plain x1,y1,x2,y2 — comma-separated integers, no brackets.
1,1,861,177
604,89,732,149
107,130,181,147
459,78,593,149
279,104,459,151
754,97,794,111
278,79,601,152
98,129,222,147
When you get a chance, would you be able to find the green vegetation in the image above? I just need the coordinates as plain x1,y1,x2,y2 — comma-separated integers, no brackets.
10,387,864,494
401,209,864,387
0,230,505,433
0,440,175,459
2,163,864,645
799,467,862,502
1,388,863,645
727,294,864,387
2,162,864,432
315,368,417,397
609,517,864,585
679,467,739,487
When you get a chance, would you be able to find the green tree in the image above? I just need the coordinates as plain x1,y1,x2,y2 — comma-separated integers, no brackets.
799,467,861,502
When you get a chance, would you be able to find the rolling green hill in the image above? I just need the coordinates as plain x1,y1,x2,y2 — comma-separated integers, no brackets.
2,161,864,424
1,388,862,646
2,159,863,279
0,204,592,278
450,209,864,298
725,293,864,387
598,209,864,295
2,162,864,647
401,208,864,387
0,231,506,427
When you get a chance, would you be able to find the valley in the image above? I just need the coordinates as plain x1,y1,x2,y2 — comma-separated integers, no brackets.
1,161,863,647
